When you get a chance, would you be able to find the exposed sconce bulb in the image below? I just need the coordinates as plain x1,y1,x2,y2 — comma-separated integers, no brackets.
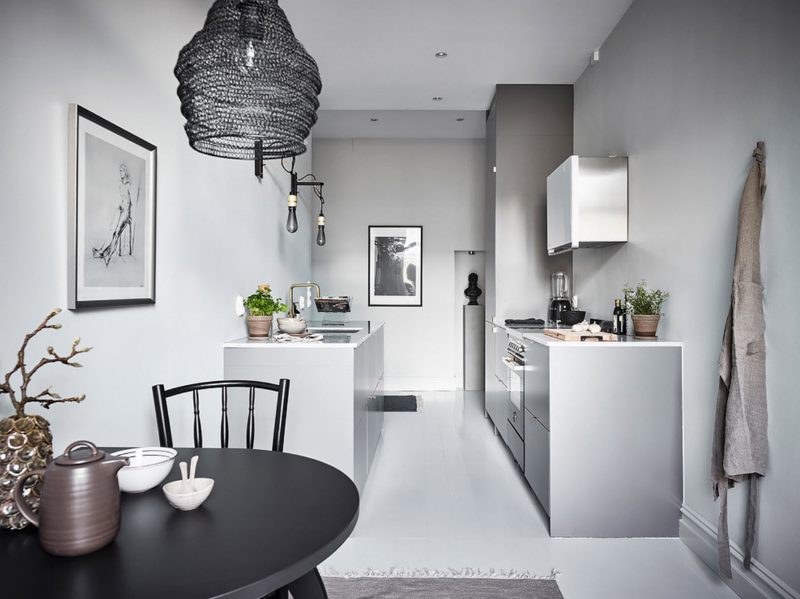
286,207,298,233
316,214,326,246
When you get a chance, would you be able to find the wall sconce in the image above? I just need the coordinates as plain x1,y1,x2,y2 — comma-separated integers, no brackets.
282,157,326,240
316,191,326,246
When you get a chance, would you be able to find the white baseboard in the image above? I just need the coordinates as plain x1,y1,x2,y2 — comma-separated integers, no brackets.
680,505,799,599
384,376,457,392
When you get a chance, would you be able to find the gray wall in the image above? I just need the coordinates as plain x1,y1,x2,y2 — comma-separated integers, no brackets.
491,85,574,323
0,0,314,449
572,0,800,591
311,138,485,390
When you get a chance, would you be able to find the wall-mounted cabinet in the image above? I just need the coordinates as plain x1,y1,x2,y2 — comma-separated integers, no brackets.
546,156,628,255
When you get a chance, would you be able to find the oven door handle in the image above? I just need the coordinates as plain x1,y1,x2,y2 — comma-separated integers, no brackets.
502,356,525,372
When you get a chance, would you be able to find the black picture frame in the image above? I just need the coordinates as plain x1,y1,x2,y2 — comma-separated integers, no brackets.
68,104,157,309
368,226,423,307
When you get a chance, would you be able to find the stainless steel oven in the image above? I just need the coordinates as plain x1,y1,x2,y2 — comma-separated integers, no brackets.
503,338,527,468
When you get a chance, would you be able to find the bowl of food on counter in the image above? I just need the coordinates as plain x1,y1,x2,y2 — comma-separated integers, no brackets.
276,317,307,334
560,310,586,326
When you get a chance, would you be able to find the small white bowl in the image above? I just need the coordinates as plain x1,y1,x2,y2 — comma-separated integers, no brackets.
163,478,214,511
277,317,307,334
112,447,177,493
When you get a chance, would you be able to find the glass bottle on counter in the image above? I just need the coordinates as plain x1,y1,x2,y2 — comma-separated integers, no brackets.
613,299,625,335
620,300,628,336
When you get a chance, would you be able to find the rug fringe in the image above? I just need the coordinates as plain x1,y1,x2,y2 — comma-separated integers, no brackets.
319,566,560,580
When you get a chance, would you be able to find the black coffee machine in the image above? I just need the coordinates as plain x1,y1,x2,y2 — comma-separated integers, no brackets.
548,271,572,326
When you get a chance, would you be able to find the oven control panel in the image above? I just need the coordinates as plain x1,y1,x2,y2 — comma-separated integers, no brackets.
507,340,527,356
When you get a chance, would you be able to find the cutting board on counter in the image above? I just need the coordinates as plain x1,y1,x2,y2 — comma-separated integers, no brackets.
543,328,619,342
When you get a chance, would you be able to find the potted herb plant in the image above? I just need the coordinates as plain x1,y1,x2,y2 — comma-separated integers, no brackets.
623,281,670,339
243,284,288,338
0,309,92,530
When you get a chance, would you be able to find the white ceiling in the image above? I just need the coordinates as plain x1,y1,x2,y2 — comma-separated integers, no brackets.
281,0,633,111
314,110,486,139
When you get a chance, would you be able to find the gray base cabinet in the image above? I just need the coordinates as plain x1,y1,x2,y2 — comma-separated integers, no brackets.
484,322,508,441
523,339,683,538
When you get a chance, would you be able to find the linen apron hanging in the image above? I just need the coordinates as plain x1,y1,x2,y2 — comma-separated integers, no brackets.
711,141,768,579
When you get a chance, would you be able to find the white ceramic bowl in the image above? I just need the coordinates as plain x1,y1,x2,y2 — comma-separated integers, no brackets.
162,478,214,511
277,317,307,334
112,447,177,493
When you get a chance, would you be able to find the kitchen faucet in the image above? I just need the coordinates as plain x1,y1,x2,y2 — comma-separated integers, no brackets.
288,282,321,318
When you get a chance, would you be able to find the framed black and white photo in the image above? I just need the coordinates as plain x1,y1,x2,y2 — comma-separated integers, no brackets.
368,226,423,307
68,105,157,309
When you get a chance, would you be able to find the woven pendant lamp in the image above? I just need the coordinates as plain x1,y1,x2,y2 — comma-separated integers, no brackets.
174,0,322,161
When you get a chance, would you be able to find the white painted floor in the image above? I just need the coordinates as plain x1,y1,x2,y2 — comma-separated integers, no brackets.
323,391,739,599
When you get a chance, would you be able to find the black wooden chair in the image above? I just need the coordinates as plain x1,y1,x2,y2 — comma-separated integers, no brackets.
152,379,292,599
152,379,290,451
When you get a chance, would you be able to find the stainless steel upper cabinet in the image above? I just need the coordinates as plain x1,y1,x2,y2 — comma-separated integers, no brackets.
546,156,628,255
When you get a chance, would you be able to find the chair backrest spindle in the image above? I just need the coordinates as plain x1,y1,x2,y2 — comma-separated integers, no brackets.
192,389,202,448
246,387,256,449
274,379,290,452
221,387,229,449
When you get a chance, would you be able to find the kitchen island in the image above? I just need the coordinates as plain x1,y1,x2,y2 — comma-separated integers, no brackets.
223,321,384,493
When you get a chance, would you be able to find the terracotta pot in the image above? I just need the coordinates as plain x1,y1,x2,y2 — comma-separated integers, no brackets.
246,315,273,338
0,414,53,530
632,314,661,339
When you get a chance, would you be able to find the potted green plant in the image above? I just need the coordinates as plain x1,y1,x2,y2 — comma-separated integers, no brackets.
623,281,670,339
0,308,92,530
242,284,288,338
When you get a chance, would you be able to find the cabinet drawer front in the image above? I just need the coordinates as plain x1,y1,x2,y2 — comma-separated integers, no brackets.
524,342,549,428
494,329,509,382
524,411,550,516
506,423,524,470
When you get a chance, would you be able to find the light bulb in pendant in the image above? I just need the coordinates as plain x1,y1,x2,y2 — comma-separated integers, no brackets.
286,192,299,233
286,207,298,233
316,214,326,246
245,40,256,67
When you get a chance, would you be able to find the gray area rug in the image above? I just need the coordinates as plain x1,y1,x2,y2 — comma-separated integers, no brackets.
382,395,419,412
323,577,564,598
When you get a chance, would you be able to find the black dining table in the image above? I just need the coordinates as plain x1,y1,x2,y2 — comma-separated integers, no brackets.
0,448,359,599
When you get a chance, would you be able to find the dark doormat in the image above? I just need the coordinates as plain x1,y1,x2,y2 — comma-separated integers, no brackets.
383,395,419,412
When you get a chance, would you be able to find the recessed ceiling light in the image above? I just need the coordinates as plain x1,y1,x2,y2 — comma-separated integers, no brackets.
435,51,448,58
456,117,465,122
370,118,379,122
432,96,443,102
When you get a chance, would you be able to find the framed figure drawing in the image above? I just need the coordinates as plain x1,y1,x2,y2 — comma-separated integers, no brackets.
68,104,157,309
368,226,422,307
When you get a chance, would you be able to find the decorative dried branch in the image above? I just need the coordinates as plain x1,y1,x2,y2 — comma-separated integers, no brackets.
0,309,92,418
26,387,87,410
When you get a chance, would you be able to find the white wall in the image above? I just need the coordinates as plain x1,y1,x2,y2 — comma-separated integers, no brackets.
311,138,485,390
572,0,800,592
0,0,314,450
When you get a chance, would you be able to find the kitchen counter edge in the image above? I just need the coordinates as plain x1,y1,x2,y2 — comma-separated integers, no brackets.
224,321,384,349
522,332,683,348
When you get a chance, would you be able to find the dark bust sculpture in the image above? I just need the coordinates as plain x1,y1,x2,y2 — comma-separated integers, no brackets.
464,272,482,305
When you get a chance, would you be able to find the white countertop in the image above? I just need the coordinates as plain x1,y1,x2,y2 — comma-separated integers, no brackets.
225,321,383,349
523,332,683,348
